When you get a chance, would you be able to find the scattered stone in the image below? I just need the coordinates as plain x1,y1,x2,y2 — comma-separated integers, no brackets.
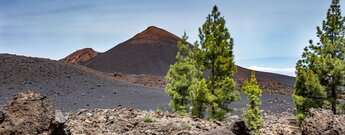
225,114,240,124
207,127,235,135
260,112,301,135
55,110,67,124
64,108,233,135
2,91,345,135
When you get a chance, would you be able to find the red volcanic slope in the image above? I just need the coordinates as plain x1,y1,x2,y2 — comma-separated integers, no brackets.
235,66,295,85
84,26,295,85
61,48,99,64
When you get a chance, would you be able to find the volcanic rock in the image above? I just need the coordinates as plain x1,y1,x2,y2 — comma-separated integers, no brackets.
0,92,55,135
231,121,250,135
60,48,99,64
64,108,234,135
301,108,345,135
260,112,301,135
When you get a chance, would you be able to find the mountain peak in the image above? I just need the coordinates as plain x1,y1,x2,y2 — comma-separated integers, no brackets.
146,26,160,30
131,26,181,43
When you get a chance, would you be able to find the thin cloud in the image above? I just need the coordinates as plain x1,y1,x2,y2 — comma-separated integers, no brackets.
1,4,93,18
248,66,296,77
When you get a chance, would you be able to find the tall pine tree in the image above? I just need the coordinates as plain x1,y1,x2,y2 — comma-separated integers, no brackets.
165,32,200,115
293,0,345,119
195,5,240,120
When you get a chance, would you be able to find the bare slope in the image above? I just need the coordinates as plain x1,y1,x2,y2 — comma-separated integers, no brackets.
84,26,180,75
0,54,169,111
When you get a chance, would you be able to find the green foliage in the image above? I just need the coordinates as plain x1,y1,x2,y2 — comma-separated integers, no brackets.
195,5,240,120
293,67,327,122
293,0,345,119
337,102,345,114
143,115,154,123
165,32,200,115
155,107,162,113
242,72,264,135
189,78,215,118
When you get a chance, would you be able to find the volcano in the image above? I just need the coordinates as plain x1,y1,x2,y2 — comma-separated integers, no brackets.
84,26,180,75
82,26,295,94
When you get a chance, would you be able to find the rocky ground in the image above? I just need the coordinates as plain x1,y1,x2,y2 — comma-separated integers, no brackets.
1,92,344,135
65,108,232,135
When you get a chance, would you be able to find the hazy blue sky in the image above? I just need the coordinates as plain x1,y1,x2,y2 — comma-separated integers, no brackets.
0,0,342,76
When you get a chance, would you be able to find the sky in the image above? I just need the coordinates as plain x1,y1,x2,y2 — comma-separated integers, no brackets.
0,0,343,77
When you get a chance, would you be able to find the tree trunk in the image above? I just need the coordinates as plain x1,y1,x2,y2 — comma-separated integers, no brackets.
331,86,337,114
199,105,203,118
209,52,215,117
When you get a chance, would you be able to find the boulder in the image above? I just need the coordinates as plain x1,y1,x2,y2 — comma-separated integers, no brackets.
231,121,250,135
0,92,55,135
302,108,345,135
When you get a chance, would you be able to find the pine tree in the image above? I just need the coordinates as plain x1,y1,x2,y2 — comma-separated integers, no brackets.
242,71,264,135
293,0,345,117
165,32,199,115
195,5,240,120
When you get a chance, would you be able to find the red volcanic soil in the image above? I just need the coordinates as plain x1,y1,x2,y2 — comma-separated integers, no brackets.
82,26,295,94
235,66,295,95
61,48,99,64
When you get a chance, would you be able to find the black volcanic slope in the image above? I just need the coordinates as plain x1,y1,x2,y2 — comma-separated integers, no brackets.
0,54,294,114
84,26,295,85
0,54,169,111
84,26,180,75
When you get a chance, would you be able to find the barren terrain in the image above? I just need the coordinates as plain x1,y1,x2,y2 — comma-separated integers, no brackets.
0,54,293,114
